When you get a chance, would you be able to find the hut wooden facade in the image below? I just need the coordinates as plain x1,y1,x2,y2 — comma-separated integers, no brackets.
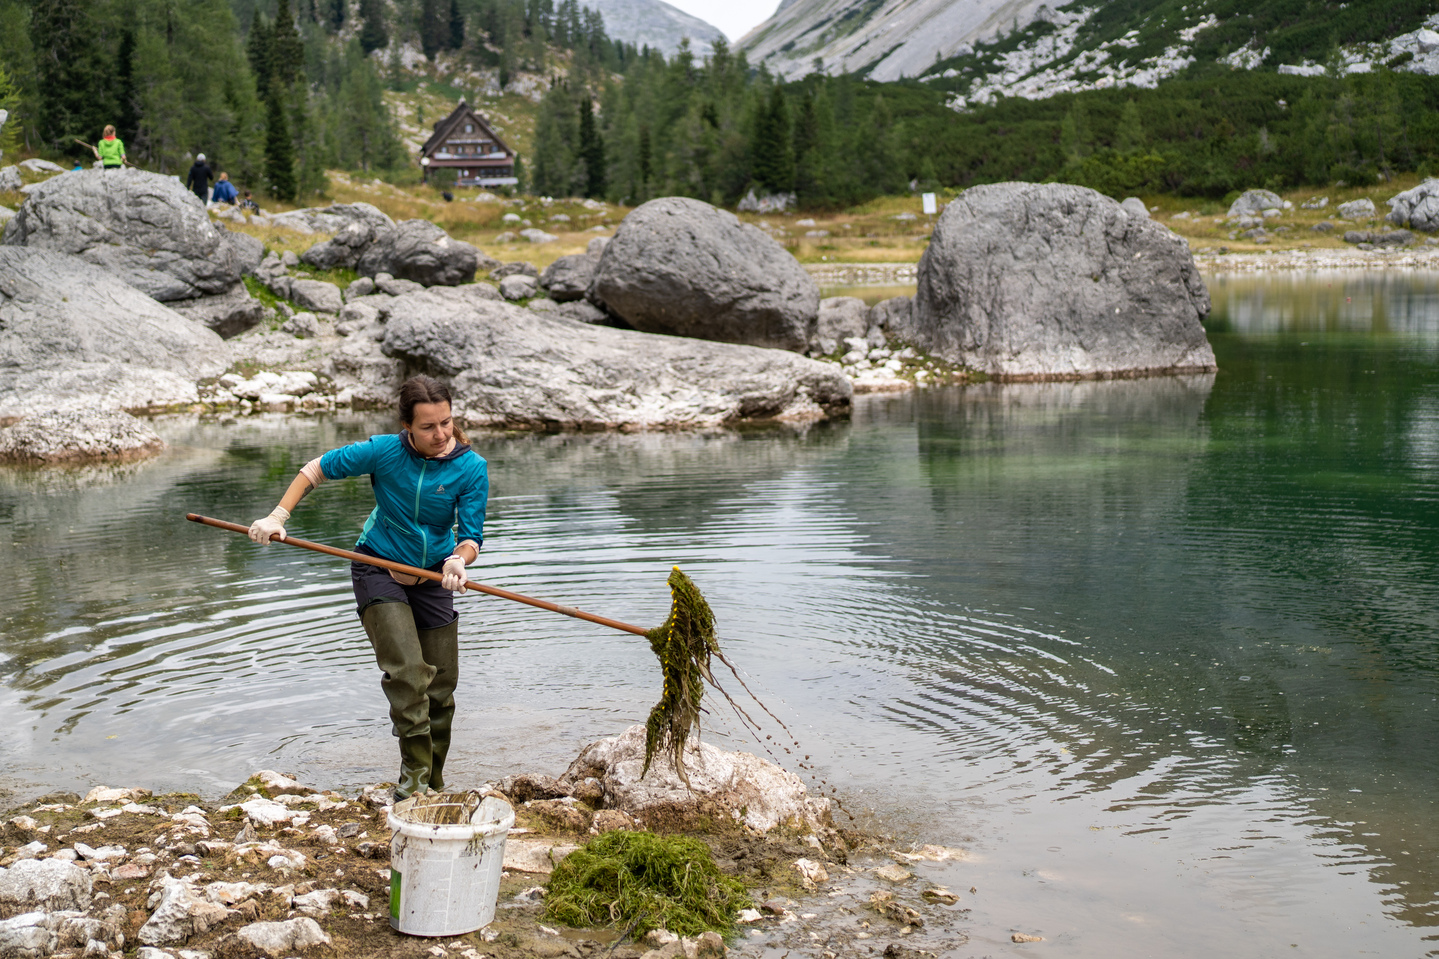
419,101,518,187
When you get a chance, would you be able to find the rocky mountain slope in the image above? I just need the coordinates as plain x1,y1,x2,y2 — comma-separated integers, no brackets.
581,0,727,55
740,0,1439,92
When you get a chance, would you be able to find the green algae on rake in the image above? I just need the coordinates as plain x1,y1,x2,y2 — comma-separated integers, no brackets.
643,567,721,785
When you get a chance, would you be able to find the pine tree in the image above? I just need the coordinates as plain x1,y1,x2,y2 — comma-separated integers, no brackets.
793,89,822,204
30,0,113,153
247,11,274,92
271,0,305,87
578,95,605,198
448,0,465,50
1060,98,1091,160
750,84,793,194
115,27,140,147
1115,99,1145,153
265,85,297,200
327,0,345,31
421,0,444,60
359,0,389,55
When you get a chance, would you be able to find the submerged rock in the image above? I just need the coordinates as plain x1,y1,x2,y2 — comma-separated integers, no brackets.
560,724,831,833
912,182,1215,380
380,290,850,429
0,409,165,464
589,196,820,352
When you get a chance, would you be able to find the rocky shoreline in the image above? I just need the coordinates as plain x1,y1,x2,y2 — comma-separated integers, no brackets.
0,727,977,959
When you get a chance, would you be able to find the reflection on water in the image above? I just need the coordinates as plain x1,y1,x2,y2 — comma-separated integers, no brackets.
5,274,1439,956
1209,269,1439,335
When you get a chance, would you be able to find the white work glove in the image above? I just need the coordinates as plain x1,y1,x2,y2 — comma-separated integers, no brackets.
248,506,290,545
442,554,469,592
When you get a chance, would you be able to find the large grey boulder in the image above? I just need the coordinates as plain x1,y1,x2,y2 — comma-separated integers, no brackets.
1,168,242,301
1227,189,1284,218
540,253,600,302
811,297,868,354
912,182,1215,379
0,409,165,464
168,283,266,338
357,219,480,286
300,218,382,271
1386,179,1439,231
380,289,850,429
588,196,820,352
0,912,56,958
0,166,19,193
0,248,227,417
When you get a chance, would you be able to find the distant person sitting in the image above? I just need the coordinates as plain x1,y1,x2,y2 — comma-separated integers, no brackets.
93,125,126,169
211,172,238,205
238,190,260,214
185,153,213,202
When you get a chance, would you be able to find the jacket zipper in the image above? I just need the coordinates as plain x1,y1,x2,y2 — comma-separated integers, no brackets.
415,461,429,568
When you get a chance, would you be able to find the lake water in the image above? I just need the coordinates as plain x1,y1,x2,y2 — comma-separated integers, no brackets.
3,270,1439,957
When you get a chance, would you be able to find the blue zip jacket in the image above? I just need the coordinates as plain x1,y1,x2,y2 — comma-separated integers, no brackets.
320,432,488,569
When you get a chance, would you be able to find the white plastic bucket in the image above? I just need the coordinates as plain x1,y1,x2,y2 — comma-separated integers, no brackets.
387,792,515,937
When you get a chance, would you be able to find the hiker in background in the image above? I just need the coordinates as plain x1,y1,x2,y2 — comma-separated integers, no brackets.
185,153,213,202
211,172,238,206
93,125,126,169
238,190,260,214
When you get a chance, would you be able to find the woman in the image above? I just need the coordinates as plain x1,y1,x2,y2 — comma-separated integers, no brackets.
211,172,238,205
93,125,126,169
249,376,488,801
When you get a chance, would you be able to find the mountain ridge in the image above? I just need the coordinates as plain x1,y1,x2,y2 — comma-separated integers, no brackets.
580,0,727,55
739,0,1439,93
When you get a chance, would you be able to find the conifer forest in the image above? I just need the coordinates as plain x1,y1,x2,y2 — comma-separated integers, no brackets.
4,0,1439,209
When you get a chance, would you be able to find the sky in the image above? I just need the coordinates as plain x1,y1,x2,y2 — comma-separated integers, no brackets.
666,0,779,41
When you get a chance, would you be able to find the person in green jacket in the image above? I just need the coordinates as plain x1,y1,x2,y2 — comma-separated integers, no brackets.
94,125,126,169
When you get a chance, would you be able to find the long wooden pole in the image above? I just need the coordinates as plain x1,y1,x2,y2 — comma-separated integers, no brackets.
186,513,650,636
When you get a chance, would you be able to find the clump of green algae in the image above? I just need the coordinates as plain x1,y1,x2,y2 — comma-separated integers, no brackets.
542,830,751,936
642,567,720,785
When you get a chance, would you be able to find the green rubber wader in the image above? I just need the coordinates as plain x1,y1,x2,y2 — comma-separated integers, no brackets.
362,601,435,800
417,617,459,792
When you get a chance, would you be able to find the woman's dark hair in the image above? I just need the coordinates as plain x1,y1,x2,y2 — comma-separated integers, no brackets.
398,375,467,443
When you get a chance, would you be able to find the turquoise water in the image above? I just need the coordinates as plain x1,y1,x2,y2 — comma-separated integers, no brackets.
3,269,1439,956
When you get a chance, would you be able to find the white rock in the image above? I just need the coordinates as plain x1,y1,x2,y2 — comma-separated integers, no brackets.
0,912,57,959
138,877,232,945
0,858,92,912
235,918,330,956
502,839,580,875
1338,197,1376,219
292,888,341,917
202,881,267,904
499,274,538,300
793,858,828,884
341,890,368,909
82,787,152,805
562,724,831,833
236,799,292,826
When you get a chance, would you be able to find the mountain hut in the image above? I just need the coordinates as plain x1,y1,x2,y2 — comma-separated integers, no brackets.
418,100,518,187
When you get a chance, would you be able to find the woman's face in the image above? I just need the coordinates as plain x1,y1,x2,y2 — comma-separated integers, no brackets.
405,401,454,457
